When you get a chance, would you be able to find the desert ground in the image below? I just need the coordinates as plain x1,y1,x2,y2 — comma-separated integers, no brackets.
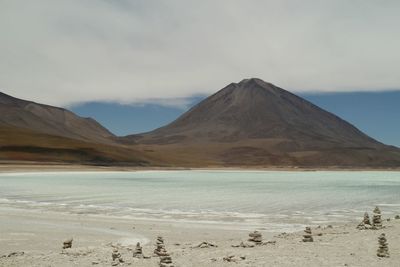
0,205,399,267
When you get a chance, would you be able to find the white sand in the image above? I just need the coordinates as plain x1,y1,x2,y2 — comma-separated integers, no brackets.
0,207,399,267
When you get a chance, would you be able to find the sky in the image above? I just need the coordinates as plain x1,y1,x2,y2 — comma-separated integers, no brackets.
1,0,400,106
1,1,399,146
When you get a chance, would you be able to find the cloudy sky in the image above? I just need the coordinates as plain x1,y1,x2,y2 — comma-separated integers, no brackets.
1,0,400,107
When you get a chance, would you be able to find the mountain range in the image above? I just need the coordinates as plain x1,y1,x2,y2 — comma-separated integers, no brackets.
1,78,400,168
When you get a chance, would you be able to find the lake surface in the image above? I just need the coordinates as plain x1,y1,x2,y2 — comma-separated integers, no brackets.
0,171,399,232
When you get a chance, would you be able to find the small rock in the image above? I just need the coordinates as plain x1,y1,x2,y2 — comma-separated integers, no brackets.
7,252,24,257
63,238,73,249
194,241,217,248
231,241,254,248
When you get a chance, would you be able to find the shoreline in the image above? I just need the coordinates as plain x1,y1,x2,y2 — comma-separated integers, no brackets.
1,163,400,173
1,206,399,266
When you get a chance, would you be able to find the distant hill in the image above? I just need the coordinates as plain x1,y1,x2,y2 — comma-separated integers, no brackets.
124,78,400,167
0,92,151,166
0,126,149,166
0,92,114,144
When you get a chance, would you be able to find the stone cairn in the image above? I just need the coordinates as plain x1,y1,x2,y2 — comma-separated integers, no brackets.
357,212,372,230
372,206,383,230
154,236,165,256
248,231,263,245
111,247,124,266
62,238,73,249
302,227,313,242
376,233,390,258
132,242,144,258
154,236,174,267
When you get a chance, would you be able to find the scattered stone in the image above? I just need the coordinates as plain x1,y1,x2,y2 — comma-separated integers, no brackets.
92,261,99,265
302,227,313,242
132,242,144,258
193,241,217,248
376,233,389,258
372,207,383,230
61,247,94,256
223,255,245,263
223,255,237,262
111,248,124,266
210,258,217,262
357,212,372,230
62,238,73,249
262,240,276,245
326,225,333,229
395,215,400,219
231,241,254,248
248,231,263,245
276,232,289,238
7,251,24,257
317,233,323,236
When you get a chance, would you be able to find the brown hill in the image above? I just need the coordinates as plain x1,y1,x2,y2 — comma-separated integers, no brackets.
0,92,114,144
0,92,154,166
125,78,400,167
0,126,151,166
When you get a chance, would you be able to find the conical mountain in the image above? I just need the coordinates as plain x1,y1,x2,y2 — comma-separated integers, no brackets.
129,78,400,167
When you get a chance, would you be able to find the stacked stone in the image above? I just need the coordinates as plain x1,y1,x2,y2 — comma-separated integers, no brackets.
302,227,313,242
158,249,174,267
132,242,144,258
372,207,383,229
376,233,389,258
111,248,124,266
153,236,174,267
248,231,263,245
357,212,372,230
154,236,165,256
62,238,73,249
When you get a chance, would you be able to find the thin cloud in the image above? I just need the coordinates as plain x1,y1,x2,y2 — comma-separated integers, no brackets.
1,0,399,107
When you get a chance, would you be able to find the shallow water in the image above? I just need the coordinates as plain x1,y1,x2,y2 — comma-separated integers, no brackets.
0,170,399,232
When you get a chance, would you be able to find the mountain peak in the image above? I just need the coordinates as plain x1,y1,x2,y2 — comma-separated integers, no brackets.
238,78,275,88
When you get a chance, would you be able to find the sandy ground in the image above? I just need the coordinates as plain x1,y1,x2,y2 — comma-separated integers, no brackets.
0,207,399,267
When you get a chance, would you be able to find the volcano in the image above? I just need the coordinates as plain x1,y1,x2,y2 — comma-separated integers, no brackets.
127,78,400,167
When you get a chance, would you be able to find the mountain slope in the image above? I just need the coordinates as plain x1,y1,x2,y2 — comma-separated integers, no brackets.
126,78,400,167
0,92,114,144
0,126,152,166
0,92,155,166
